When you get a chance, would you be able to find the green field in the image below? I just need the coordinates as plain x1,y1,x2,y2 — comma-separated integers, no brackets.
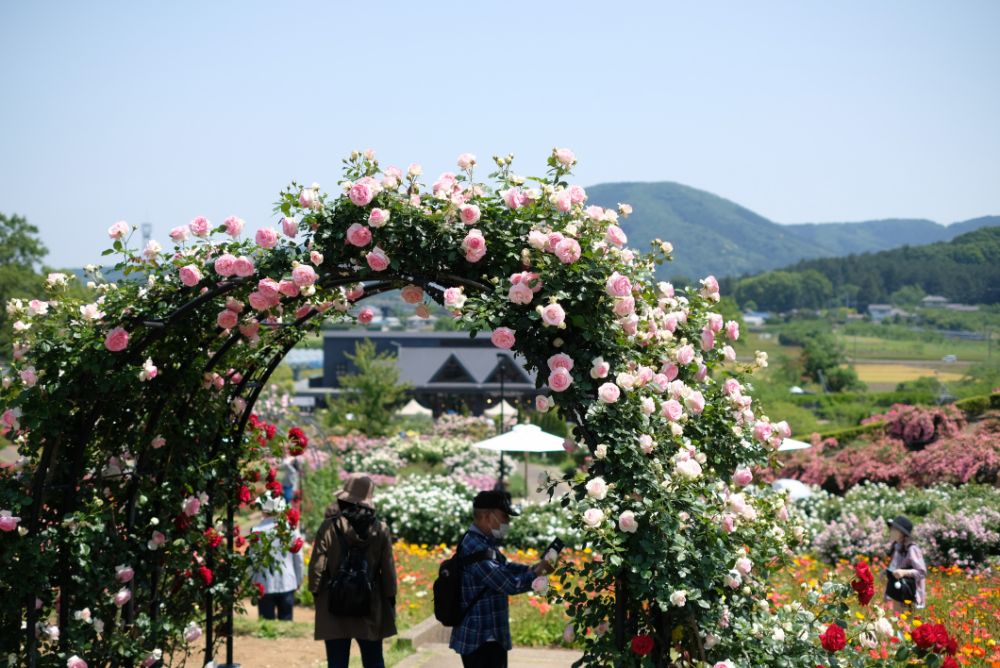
840,333,993,363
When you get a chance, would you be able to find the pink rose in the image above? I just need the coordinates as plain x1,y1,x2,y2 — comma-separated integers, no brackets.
179,264,202,287
113,588,132,607
292,264,318,286
597,382,620,404
432,172,457,196
233,256,255,277
540,303,566,328
676,344,695,366
281,217,299,237
490,327,515,350
662,399,683,422
461,229,487,263
182,495,201,516
278,280,300,298
618,510,638,533
349,181,375,206
456,153,476,170
568,185,587,204
605,272,632,297
346,284,365,301
503,187,525,210
553,190,572,213
527,230,547,249
459,204,481,225
443,287,466,310
366,246,390,271
368,208,390,228
310,250,324,265
605,225,628,247
753,421,773,443
582,507,604,528
19,368,37,387
223,216,245,237
299,187,318,208
399,285,422,305
115,565,135,583
613,297,635,317
585,205,604,221
708,313,724,333
382,166,402,189
701,327,716,351
548,367,573,392
346,223,372,247
104,327,129,352
535,395,553,412
184,623,202,643
585,477,608,499
108,220,129,240
723,345,736,362
258,278,280,299
721,514,736,534
67,656,87,668
554,238,581,264
507,282,533,305
773,421,791,439
685,391,705,415
638,434,655,454
547,353,574,372
217,309,238,330
700,275,720,300
590,357,610,379
240,321,260,340
544,232,565,252
255,227,279,249
189,216,210,237
248,291,271,311
0,510,21,532
662,363,679,381
214,253,237,277
553,147,576,166
169,226,189,242
358,307,374,325
733,467,753,487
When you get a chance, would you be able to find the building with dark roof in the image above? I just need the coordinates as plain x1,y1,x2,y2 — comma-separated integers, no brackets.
302,331,539,416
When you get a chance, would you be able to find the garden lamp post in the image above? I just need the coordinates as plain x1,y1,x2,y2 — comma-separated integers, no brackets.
497,353,506,489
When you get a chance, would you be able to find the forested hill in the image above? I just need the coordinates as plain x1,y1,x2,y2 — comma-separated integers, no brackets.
585,181,998,280
720,227,1000,311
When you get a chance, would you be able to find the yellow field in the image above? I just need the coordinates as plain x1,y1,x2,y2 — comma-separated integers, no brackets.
852,363,965,385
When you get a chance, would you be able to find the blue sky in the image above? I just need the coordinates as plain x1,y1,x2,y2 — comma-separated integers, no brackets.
1,1,998,268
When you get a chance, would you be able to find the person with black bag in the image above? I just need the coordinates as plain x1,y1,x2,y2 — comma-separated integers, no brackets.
884,515,927,613
308,476,397,668
447,491,556,668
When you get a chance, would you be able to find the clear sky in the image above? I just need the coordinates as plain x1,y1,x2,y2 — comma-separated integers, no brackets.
1,1,998,268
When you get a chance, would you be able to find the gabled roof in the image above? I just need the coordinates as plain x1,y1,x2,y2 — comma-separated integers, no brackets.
396,348,535,386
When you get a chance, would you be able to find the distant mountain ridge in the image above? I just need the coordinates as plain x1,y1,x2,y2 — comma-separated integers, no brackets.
584,181,998,279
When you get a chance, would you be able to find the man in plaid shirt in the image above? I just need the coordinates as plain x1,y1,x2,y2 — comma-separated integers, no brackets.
449,491,555,667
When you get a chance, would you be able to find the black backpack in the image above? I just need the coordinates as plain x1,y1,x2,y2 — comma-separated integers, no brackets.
327,520,374,617
433,533,492,627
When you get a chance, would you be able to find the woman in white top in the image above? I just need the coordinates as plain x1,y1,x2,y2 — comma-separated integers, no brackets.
250,495,305,620
884,515,927,613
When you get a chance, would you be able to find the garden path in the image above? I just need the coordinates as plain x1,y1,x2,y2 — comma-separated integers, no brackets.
396,643,582,668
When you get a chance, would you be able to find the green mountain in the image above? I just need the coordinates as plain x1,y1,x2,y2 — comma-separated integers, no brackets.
724,227,1000,310
585,182,999,279
585,182,831,280
783,216,1000,256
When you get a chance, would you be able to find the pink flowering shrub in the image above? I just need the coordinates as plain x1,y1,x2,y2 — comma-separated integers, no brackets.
778,408,998,492
866,403,965,450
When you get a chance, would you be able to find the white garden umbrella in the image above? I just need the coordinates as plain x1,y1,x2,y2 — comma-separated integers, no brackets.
473,424,566,493
777,438,813,451
483,399,518,418
772,478,813,500
396,399,433,416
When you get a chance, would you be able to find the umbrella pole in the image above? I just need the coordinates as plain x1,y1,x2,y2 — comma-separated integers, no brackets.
524,452,529,499
499,451,505,489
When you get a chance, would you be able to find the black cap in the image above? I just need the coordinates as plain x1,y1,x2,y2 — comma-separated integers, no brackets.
473,490,519,517
888,515,913,536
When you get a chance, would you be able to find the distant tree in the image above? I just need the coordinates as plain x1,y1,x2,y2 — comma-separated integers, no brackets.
323,339,411,436
0,214,48,356
890,284,925,309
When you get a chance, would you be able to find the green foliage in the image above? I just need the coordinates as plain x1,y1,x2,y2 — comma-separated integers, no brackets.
0,213,48,355
889,284,925,309
325,339,411,437
300,461,340,537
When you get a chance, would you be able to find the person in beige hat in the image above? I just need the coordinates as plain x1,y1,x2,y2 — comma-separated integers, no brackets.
309,476,397,668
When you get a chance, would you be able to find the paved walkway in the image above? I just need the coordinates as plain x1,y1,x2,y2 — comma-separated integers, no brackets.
396,643,582,668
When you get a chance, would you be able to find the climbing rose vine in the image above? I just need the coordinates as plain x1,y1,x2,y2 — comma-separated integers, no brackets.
0,149,956,666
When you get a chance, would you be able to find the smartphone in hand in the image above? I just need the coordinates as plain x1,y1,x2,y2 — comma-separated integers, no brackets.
544,537,564,563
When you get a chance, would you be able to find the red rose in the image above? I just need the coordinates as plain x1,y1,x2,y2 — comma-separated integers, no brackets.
288,427,308,448
819,623,846,652
233,528,246,548
264,423,276,441
266,480,283,496
290,536,304,553
249,470,261,483
630,634,654,656
285,507,300,528
942,657,959,668
945,636,957,656
238,485,252,505
255,582,265,597
266,467,277,483
174,513,191,531
198,565,213,586
204,528,223,549
851,561,875,607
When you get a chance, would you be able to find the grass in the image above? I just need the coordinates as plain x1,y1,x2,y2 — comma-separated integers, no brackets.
233,617,313,639
852,363,965,386
840,334,992,363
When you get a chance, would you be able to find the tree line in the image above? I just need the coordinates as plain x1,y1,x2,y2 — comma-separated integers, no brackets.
719,227,1000,312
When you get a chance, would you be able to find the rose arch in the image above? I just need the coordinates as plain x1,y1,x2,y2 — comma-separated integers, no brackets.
2,150,896,668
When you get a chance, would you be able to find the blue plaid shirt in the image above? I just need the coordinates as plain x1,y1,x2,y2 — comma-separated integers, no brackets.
448,525,535,655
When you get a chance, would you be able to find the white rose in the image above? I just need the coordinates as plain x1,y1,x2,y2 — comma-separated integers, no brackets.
585,477,608,500
669,590,687,607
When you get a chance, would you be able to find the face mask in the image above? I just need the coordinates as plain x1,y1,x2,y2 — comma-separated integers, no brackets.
491,521,510,540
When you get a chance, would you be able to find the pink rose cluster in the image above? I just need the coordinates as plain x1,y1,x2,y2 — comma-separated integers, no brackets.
214,253,255,278
547,352,574,393
461,229,487,263
508,271,543,305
